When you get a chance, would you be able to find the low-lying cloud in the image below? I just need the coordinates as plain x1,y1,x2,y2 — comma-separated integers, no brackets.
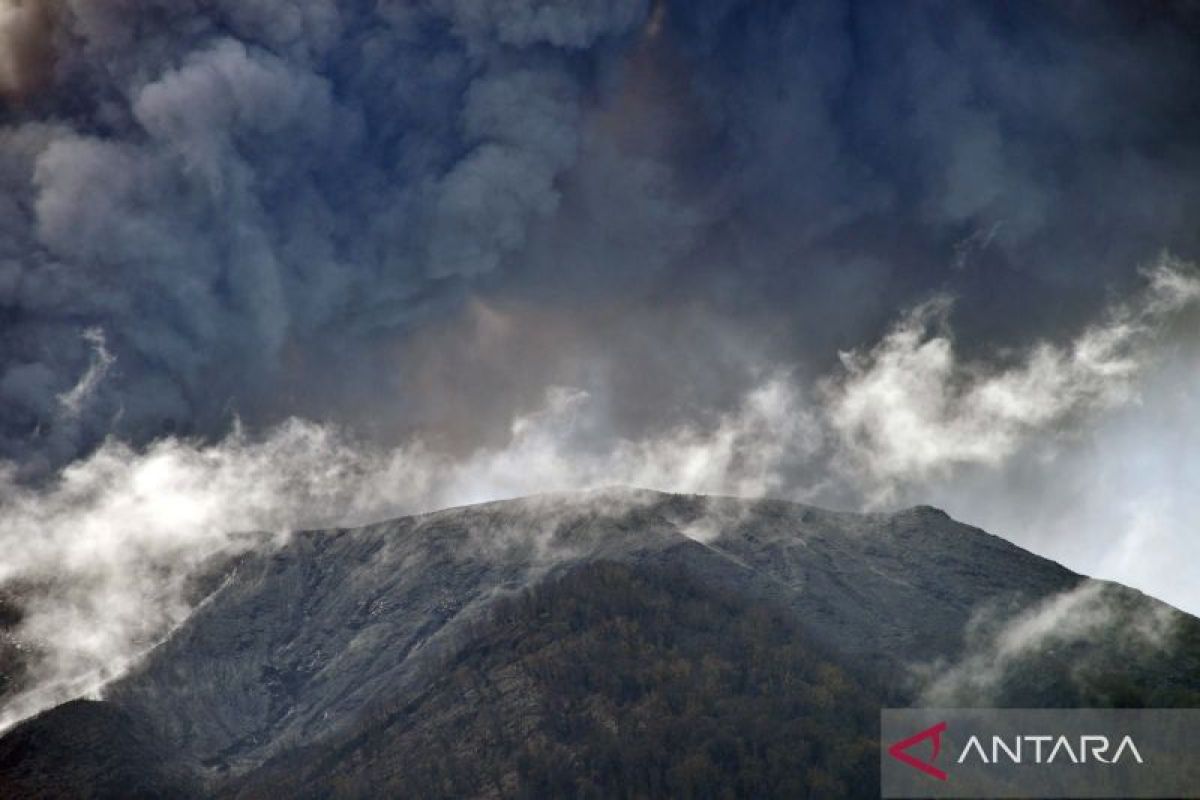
0,371,820,729
915,580,1181,706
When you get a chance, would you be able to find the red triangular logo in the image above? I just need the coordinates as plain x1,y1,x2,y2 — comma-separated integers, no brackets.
888,721,948,781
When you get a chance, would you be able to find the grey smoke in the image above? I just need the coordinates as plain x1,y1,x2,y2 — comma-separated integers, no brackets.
0,0,653,471
3,1,1200,473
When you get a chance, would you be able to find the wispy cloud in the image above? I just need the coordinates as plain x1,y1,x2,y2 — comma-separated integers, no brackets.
823,255,1200,503
915,580,1180,706
0,373,820,729
55,328,114,419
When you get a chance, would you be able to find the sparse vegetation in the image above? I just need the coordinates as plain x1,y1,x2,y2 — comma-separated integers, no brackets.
231,561,881,799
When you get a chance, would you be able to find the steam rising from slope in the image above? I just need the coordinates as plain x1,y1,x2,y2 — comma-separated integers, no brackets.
0,377,817,729
916,580,1181,706
1,258,1196,729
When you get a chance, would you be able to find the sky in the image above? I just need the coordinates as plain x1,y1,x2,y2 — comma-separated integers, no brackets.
1,0,1199,725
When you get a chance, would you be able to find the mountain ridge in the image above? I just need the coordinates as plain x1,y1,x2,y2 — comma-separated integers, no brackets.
2,488,1197,798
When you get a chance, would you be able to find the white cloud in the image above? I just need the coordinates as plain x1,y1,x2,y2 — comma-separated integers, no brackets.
916,580,1179,705
823,254,1200,503
0,372,819,730
55,328,114,418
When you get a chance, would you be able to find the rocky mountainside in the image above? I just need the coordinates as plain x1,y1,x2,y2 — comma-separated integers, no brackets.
2,489,1198,798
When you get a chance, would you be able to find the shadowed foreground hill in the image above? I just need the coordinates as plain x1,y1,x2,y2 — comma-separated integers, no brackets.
2,489,1199,798
0,699,198,799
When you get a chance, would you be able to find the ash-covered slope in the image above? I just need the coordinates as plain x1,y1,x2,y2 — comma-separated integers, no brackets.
3,489,1198,798
105,490,1075,773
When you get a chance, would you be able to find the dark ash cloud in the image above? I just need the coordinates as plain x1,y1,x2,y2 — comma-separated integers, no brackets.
2,1,1200,474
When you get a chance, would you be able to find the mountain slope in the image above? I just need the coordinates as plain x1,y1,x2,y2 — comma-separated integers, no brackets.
227,560,881,799
2,489,1198,798
105,490,1080,774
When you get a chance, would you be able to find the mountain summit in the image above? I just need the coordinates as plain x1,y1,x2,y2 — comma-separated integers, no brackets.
3,489,1198,798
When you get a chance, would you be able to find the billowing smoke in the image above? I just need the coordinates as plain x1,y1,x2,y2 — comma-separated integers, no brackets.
0,0,656,473
4,1,1200,473
3,0,1200,729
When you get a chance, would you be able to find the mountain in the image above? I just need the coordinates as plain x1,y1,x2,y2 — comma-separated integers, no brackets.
2,489,1198,798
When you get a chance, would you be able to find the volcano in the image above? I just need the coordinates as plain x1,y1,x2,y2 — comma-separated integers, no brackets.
2,489,1198,798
